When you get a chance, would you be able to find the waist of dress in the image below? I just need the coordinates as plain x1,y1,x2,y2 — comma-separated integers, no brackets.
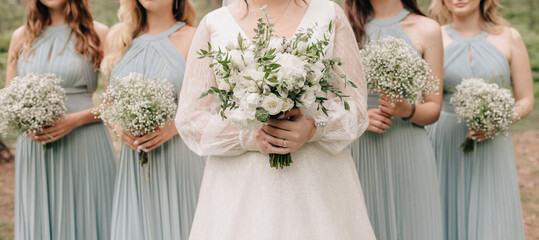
65,87,90,95
442,94,455,113
65,93,95,113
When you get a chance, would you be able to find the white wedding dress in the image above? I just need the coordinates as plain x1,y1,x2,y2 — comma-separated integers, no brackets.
176,0,376,239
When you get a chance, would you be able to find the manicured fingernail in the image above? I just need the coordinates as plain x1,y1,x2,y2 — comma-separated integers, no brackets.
143,148,149,152
137,145,143,152
133,140,139,145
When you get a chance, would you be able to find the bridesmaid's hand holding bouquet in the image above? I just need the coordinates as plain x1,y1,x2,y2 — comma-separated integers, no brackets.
0,73,67,150
450,78,519,153
360,36,439,105
94,73,177,166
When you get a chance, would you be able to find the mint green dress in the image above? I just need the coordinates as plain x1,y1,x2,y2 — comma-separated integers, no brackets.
426,25,524,240
109,22,206,240
15,24,117,239
349,9,443,240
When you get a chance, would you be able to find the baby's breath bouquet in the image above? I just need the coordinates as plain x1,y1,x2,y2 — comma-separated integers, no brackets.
95,73,177,165
450,78,518,153
199,7,354,169
0,73,66,150
360,37,439,104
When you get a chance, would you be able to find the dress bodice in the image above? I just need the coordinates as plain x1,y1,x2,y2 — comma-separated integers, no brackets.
364,9,420,108
442,25,511,112
17,24,98,113
111,22,186,97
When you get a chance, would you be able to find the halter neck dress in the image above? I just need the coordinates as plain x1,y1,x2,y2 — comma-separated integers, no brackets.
15,23,117,240
426,25,524,240
349,9,443,240
109,22,206,240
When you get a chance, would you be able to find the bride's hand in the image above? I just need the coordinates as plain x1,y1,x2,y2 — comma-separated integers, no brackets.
254,109,316,154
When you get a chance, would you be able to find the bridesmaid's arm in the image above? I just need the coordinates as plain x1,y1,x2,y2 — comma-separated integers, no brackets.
378,18,444,126
508,27,534,120
5,26,24,85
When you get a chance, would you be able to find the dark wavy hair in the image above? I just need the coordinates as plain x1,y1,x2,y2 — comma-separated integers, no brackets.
345,0,425,46
12,0,103,69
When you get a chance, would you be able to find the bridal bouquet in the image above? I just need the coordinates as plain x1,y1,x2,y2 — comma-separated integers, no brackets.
199,7,354,169
95,73,177,165
0,73,66,150
360,37,439,104
450,78,518,153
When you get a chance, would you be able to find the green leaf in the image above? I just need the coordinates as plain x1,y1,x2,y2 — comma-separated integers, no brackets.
344,101,350,110
256,107,270,122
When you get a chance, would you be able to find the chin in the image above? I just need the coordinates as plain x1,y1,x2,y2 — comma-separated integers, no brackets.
139,0,173,12
445,0,481,17
39,0,67,10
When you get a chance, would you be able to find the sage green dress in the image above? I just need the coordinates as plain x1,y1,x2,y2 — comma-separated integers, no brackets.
109,22,206,240
15,24,117,239
426,25,524,240
349,9,443,240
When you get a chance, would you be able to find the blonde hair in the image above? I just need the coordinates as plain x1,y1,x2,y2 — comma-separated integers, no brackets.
429,0,508,32
101,0,195,76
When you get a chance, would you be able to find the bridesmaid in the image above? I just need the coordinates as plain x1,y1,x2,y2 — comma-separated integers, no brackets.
6,0,117,239
428,0,533,239
100,0,205,239
345,0,444,239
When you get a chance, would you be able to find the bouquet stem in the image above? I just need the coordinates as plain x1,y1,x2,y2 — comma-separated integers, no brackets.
139,152,149,166
460,137,475,154
269,153,292,169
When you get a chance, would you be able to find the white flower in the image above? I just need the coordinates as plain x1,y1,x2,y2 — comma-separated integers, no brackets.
229,50,244,69
275,53,307,80
268,38,286,53
217,78,231,92
261,93,285,115
244,93,261,108
299,89,317,108
241,66,265,83
0,73,67,136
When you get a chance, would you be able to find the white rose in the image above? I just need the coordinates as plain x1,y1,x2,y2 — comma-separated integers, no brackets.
299,89,317,108
226,41,238,50
245,93,261,108
230,50,249,69
242,50,256,66
268,38,286,53
282,98,294,112
261,93,284,115
275,53,307,80
241,66,265,83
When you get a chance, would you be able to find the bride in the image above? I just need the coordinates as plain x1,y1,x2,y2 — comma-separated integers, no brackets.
176,0,376,239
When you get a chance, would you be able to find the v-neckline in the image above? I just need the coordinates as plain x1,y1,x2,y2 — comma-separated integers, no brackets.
224,0,316,42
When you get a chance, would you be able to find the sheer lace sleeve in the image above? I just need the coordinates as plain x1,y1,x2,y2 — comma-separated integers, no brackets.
305,5,369,154
176,17,259,156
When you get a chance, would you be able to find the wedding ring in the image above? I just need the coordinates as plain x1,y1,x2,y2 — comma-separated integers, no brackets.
282,139,287,148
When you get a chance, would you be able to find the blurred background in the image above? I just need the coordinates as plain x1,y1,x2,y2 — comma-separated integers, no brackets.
0,0,537,239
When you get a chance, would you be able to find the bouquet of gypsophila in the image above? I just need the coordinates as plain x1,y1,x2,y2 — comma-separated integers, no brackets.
0,73,67,150
95,73,177,165
199,6,355,169
360,37,439,104
450,78,519,153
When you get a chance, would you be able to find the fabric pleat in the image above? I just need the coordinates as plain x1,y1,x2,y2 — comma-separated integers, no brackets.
109,22,206,240
426,25,524,240
350,9,443,240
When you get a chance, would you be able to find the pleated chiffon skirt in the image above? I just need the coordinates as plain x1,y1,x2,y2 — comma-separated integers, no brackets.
427,110,524,240
110,135,205,240
350,117,443,240
15,122,117,240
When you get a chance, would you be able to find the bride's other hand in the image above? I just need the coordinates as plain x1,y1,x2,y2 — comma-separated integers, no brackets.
366,108,392,134
254,109,316,154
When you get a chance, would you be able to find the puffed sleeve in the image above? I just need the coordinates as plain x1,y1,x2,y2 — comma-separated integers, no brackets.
305,4,369,154
175,17,259,156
